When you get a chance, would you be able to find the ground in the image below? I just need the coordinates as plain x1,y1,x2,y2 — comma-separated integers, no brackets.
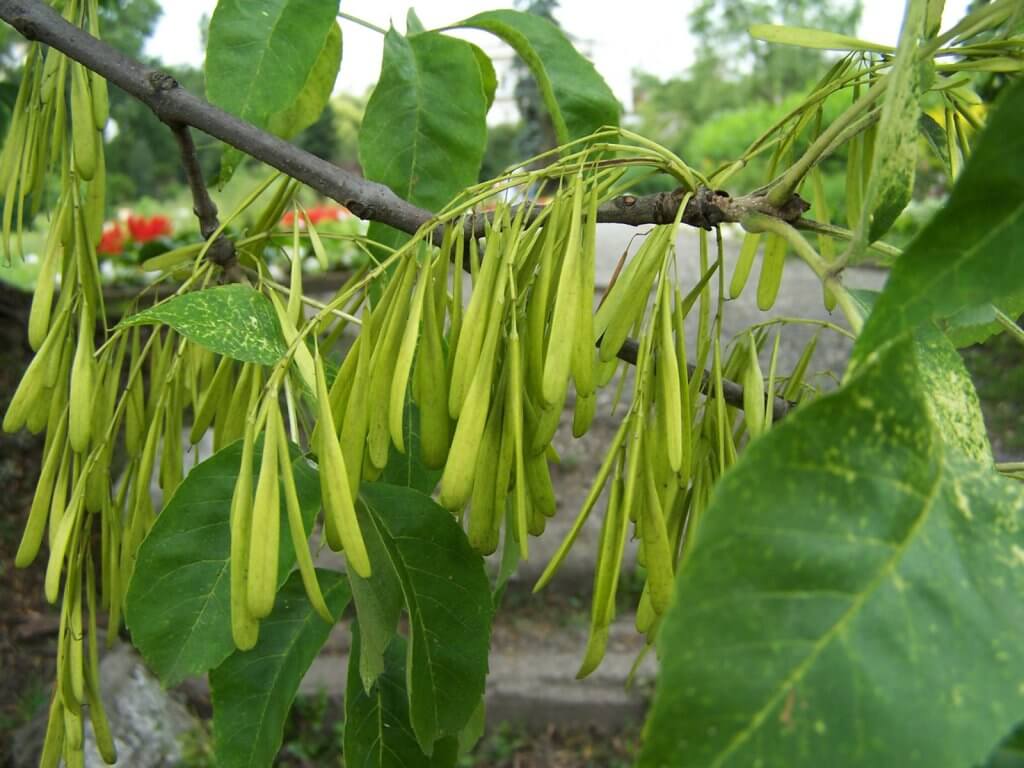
179,671,641,768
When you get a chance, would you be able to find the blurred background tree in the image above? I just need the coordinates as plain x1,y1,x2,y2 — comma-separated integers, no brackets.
689,0,861,107
628,0,862,202
512,0,560,162
328,92,366,175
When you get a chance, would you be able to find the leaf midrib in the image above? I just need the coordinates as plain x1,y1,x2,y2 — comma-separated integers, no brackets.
364,504,442,745
709,452,945,766
238,580,346,766
235,1,295,120
404,36,423,202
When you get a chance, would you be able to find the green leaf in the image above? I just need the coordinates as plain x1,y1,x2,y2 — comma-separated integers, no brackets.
266,22,343,140
470,43,498,112
914,327,993,463
406,8,426,35
854,77,1024,362
841,289,991,460
858,0,926,246
457,700,486,757
640,338,1024,768
346,509,403,693
847,287,880,319
210,570,350,768
206,0,339,121
206,0,340,182
343,480,406,693
456,10,620,146
359,29,488,214
125,440,319,685
359,28,489,258
983,724,1024,768
842,290,991,463
945,292,1024,348
345,626,460,768
919,113,951,176
349,484,493,752
748,23,895,54
379,400,442,494
120,285,286,365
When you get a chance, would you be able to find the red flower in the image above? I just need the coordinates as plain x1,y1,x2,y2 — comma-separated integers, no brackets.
126,214,172,243
97,223,124,255
280,204,352,228
308,207,331,224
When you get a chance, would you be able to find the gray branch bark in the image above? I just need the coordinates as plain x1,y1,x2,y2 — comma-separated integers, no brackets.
169,123,238,273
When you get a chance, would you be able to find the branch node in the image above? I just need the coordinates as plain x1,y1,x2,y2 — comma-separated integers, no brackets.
347,201,372,220
17,15,38,39
206,235,237,268
148,71,178,92
777,193,812,222
685,186,726,230
169,121,239,276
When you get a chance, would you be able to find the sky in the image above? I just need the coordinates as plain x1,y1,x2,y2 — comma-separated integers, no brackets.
145,0,972,110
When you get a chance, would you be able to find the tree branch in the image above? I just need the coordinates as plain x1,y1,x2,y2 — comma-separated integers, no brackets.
0,0,797,421
470,185,810,238
169,122,238,273
170,124,219,239
614,338,793,422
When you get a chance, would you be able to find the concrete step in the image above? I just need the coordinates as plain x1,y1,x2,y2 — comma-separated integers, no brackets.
300,613,656,728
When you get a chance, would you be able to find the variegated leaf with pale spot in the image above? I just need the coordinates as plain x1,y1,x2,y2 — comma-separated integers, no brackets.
640,337,1024,768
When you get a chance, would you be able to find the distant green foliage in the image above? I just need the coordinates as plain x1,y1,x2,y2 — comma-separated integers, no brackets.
629,0,862,201
510,0,561,160
106,64,215,203
690,0,862,105
480,122,525,181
